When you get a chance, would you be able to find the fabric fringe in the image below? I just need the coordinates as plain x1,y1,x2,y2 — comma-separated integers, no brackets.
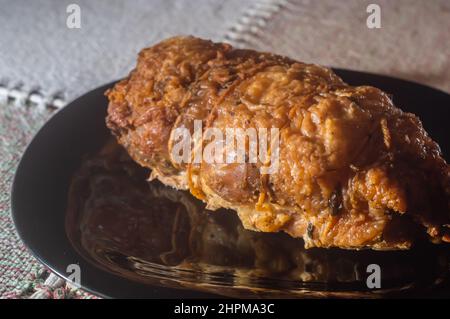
0,81,66,111
222,0,288,47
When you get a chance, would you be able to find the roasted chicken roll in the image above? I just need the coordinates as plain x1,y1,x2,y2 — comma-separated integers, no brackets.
106,36,450,250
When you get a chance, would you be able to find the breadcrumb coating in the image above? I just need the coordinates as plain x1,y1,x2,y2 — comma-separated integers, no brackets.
106,36,450,249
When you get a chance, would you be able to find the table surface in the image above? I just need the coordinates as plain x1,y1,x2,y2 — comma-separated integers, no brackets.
0,0,449,299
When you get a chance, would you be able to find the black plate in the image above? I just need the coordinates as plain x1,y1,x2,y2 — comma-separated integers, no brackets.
11,69,450,298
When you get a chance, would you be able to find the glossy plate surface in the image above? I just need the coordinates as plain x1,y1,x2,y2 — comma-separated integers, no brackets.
11,70,450,298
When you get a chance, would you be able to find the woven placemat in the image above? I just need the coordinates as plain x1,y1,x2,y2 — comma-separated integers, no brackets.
0,96,98,299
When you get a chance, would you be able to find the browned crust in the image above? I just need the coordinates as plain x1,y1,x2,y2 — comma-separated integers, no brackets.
106,36,450,250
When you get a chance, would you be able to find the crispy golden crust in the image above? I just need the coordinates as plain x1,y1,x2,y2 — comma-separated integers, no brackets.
106,36,450,250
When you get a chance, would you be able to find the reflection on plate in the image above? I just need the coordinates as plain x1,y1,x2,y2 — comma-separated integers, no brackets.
66,139,450,298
